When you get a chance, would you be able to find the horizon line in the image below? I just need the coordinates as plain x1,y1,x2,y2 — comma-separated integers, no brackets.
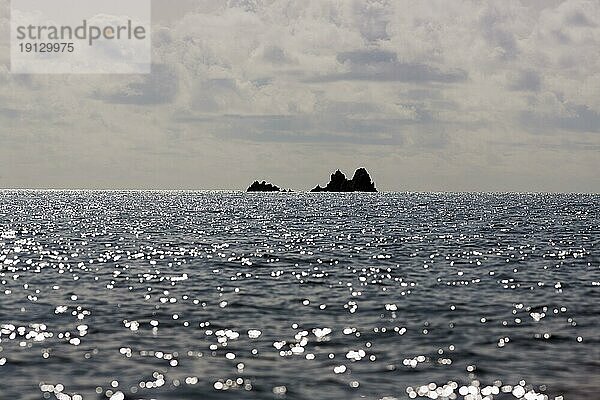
0,187,598,195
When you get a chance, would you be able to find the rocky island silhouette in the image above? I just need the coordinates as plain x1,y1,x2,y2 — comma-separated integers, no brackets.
246,168,377,192
311,168,377,192
247,180,283,192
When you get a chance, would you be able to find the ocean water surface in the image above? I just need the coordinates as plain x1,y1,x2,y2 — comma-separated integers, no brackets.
0,191,598,400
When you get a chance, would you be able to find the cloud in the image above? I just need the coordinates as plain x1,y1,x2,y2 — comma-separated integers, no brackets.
307,49,467,83
0,107,21,119
479,5,520,60
173,113,409,143
263,46,294,64
355,0,391,42
521,103,600,134
564,10,595,27
337,49,397,64
92,64,179,105
509,69,542,92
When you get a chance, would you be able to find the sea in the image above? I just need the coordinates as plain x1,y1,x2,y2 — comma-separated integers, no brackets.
0,191,598,400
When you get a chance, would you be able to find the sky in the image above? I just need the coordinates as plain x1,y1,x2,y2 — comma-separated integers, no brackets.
0,0,599,192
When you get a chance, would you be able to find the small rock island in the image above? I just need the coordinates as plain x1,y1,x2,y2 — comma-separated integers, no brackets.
247,180,283,192
311,168,377,192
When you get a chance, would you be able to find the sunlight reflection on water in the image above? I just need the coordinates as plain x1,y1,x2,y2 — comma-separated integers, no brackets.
0,191,598,400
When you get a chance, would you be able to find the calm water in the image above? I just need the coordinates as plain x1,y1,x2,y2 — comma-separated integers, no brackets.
0,191,598,400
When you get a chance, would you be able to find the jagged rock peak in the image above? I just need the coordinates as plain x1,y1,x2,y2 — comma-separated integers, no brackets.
351,168,376,191
310,168,377,192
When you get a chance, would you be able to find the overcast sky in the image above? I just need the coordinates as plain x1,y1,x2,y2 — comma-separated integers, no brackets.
1,0,599,191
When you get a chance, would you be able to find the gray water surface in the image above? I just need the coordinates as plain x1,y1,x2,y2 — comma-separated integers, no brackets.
0,191,598,400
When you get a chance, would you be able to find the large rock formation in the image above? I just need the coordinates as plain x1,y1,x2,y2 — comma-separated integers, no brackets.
311,168,377,192
247,180,282,192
